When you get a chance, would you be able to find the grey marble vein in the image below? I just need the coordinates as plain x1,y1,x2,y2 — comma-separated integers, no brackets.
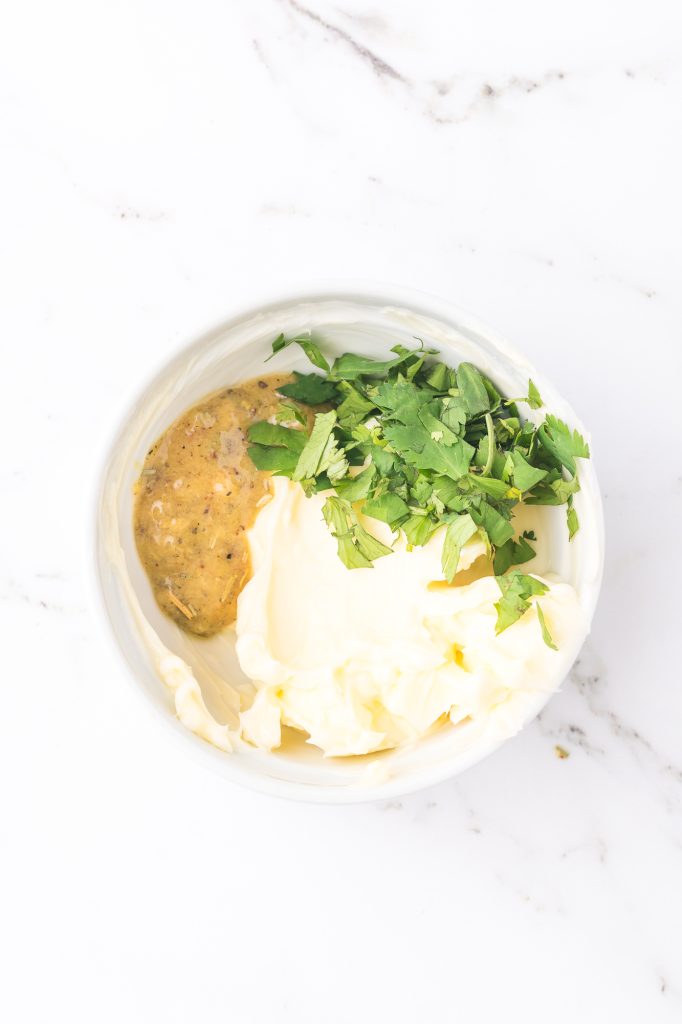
284,0,406,82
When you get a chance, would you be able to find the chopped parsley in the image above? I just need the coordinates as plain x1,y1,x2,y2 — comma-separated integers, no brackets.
247,333,590,647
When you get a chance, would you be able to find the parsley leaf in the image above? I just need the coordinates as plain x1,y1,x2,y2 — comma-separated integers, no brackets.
424,362,456,391
267,332,330,372
527,379,543,409
354,523,394,561
322,496,392,568
274,401,306,426
402,513,440,547
507,379,543,409
335,383,377,429
362,492,410,529
493,532,536,574
247,421,307,474
404,435,475,480
330,353,409,381
511,450,547,492
537,603,558,650
418,405,458,445
468,474,515,500
482,374,503,411
567,504,580,540
470,503,515,547
441,513,478,583
278,372,338,405
537,415,590,475
246,445,300,475
293,411,338,481
456,363,490,416
247,421,307,452
318,432,349,483
440,396,468,433
330,343,439,382
494,571,549,634
373,379,432,423
334,465,376,501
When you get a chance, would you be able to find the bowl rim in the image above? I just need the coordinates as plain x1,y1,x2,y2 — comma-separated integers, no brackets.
90,280,605,804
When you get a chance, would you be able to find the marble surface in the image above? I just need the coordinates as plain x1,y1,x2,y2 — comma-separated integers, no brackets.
2,1,681,1021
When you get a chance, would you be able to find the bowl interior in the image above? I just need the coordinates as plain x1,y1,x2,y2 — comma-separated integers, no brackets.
95,289,603,802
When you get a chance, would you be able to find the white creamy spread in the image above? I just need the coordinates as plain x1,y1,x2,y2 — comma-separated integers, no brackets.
236,477,583,757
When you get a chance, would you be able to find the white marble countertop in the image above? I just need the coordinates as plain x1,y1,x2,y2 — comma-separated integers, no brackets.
2,2,681,1021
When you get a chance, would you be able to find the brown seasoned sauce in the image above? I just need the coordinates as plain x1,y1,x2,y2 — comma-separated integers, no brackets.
134,373,298,637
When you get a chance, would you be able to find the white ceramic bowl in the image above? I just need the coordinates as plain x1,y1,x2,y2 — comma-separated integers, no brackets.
94,284,604,803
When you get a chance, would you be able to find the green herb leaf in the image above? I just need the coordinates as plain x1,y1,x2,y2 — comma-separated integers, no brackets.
471,503,515,547
567,505,580,540
440,396,468,432
321,494,348,535
456,363,490,416
318,432,349,483
267,332,330,372
369,446,399,478
511,450,548,492
330,352,407,381
537,603,558,649
441,513,479,583
274,401,306,426
269,332,286,356
424,362,455,391
246,445,300,475
362,492,410,529
493,532,536,574
524,485,565,506
482,374,502,411
468,474,514,500
494,571,549,634
409,474,433,505
432,476,466,510
337,535,373,569
373,379,432,424
335,383,376,429
537,415,590,475
418,405,458,445
293,411,337,481
405,436,475,480
527,379,543,409
353,524,393,562
495,416,521,443
322,495,392,568
331,343,441,381
402,514,440,547
334,465,376,501
247,421,307,452
506,379,543,409
277,372,338,405
551,474,581,504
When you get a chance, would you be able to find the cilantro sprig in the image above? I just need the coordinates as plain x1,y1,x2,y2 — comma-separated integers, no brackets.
247,333,590,646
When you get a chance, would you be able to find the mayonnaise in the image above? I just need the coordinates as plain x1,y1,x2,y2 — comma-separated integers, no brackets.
236,478,584,757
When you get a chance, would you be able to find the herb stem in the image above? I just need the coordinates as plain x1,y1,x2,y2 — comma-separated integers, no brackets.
481,414,495,477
